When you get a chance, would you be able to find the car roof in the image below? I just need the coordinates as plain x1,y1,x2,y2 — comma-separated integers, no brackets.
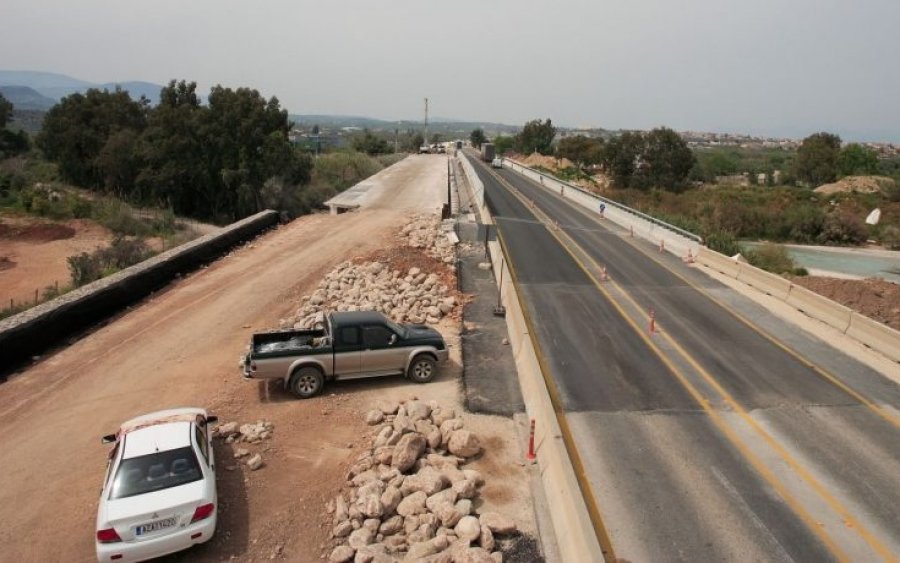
330,310,387,326
122,420,193,459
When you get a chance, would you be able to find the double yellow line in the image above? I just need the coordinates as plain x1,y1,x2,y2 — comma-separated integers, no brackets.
487,165,896,562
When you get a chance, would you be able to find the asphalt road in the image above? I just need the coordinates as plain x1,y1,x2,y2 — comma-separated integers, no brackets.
465,152,900,562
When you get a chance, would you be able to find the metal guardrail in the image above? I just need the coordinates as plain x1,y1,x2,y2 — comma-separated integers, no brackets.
502,158,704,244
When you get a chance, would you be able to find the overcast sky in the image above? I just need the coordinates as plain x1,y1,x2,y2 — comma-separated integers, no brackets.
2,0,898,141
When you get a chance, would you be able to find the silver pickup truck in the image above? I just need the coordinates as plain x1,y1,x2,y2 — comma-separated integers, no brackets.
241,311,449,398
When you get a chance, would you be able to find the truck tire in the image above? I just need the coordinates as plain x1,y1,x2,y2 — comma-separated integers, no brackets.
407,355,437,383
289,367,324,399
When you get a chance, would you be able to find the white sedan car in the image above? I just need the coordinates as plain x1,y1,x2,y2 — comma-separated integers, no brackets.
96,408,218,562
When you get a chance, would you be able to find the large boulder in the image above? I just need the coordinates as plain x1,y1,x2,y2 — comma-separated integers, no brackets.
329,545,355,563
396,491,427,517
454,516,481,543
392,432,426,473
478,512,517,535
348,527,375,549
381,485,403,515
447,430,481,458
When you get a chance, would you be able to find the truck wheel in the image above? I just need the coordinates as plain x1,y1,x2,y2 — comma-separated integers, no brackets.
407,355,437,383
289,367,324,399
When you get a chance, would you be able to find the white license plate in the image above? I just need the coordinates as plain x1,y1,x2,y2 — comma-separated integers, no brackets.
135,517,176,536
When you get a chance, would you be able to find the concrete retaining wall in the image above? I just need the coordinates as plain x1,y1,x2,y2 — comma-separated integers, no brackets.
0,210,280,370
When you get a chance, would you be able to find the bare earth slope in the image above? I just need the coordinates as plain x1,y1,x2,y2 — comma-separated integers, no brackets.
0,155,457,561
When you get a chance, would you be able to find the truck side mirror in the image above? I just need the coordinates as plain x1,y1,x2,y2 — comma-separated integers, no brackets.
205,415,219,425
389,334,398,345
101,434,117,444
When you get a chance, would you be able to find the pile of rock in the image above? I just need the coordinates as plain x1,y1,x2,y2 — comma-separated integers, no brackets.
287,262,457,330
326,400,515,563
402,214,456,265
214,420,274,471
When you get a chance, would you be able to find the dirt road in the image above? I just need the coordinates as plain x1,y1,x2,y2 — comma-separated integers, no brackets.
0,155,534,562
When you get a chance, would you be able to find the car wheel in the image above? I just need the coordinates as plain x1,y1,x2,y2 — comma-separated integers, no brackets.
407,355,437,383
290,367,324,398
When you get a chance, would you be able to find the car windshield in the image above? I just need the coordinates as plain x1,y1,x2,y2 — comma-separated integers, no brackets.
384,319,408,339
110,446,202,500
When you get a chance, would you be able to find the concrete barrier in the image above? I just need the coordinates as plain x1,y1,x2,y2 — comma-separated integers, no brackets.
696,248,743,278
845,312,900,363
784,283,853,333
0,210,280,371
736,263,793,300
486,238,606,562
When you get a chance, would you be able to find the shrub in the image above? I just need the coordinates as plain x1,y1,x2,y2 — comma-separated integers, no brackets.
68,236,151,286
706,232,742,256
881,225,900,250
746,243,798,275
817,211,867,245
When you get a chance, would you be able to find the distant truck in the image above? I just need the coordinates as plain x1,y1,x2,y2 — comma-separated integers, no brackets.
491,158,503,169
241,311,449,398
481,143,495,162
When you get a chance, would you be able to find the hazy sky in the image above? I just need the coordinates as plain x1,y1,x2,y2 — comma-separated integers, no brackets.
2,0,898,141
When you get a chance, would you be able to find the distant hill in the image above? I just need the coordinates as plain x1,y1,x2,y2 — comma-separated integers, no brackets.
0,85,56,110
0,70,164,104
289,114,520,137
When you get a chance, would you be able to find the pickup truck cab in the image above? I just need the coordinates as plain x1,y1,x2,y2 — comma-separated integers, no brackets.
241,311,449,398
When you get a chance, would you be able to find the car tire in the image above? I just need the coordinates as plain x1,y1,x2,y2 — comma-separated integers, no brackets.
407,355,437,383
289,367,324,398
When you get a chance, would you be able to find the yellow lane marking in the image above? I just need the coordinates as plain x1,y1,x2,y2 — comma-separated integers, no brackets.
515,167,900,431
488,167,878,562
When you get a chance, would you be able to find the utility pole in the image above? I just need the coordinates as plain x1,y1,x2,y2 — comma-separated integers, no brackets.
423,97,429,145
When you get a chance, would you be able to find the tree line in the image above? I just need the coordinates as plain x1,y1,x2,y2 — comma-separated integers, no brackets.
473,118,885,191
35,80,310,223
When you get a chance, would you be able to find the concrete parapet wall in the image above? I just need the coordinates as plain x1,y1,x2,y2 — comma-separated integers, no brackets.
0,210,280,370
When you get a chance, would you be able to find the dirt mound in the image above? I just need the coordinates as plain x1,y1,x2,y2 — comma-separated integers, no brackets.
516,152,574,171
0,222,76,242
791,276,900,330
814,176,896,195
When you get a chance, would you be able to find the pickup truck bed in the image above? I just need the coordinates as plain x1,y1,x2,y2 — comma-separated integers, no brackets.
251,329,329,356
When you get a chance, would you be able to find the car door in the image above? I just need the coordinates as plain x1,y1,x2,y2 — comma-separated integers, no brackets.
333,325,362,377
361,325,405,374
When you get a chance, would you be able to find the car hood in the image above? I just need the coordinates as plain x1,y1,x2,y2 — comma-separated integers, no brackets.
404,324,444,342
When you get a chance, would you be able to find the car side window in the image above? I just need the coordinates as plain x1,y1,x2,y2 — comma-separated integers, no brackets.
339,327,360,346
195,426,210,465
363,326,393,348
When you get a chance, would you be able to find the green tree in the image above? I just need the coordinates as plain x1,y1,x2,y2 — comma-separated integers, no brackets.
135,80,205,212
600,131,644,188
630,128,695,191
351,129,391,155
556,135,604,167
794,132,841,186
470,128,486,149
493,135,515,155
514,118,556,155
404,132,424,152
37,88,147,188
0,93,12,128
0,93,30,158
838,143,878,177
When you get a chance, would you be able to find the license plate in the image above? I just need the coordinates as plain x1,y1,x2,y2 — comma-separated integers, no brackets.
135,517,176,536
